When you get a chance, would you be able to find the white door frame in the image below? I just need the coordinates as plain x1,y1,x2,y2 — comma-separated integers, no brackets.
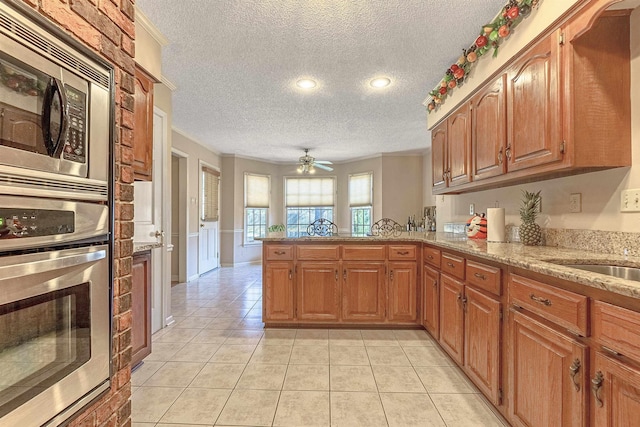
198,160,221,275
171,147,189,283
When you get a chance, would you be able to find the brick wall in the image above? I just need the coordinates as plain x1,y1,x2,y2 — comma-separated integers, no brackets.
18,0,136,426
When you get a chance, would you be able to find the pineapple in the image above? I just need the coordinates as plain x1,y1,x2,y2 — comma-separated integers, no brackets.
519,190,542,246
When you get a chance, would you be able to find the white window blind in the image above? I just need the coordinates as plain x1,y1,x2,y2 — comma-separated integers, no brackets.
245,173,270,208
201,166,220,221
285,177,335,207
349,172,373,207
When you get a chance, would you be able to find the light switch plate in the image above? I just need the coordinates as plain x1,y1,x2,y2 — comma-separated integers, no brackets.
469,203,475,215
621,189,640,212
569,193,581,213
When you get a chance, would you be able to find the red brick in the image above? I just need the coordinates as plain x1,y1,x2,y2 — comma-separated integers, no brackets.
118,311,132,331
120,128,134,148
120,203,134,221
99,14,122,45
21,0,38,7
121,108,134,130
118,182,134,202
99,0,134,38
121,92,134,112
119,293,132,313
41,0,101,51
70,0,100,27
120,164,134,183
121,0,134,20
121,146,134,166
121,33,134,57
100,35,118,63
120,71,135,94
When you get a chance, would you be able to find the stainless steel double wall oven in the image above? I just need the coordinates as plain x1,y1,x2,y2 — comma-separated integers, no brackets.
0,2,114,426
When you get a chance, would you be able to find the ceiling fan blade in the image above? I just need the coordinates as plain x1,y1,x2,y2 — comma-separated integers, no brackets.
314,163,333,171
315,160,333,164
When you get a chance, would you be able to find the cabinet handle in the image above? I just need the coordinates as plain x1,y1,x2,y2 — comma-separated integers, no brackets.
397,251,409,255
529,293,552,306
474,272,486,281
569,358,581,392
433,280,438,288
289,269,292,280
497,148,503,165
390,270,394,281
343,270,346,280
447,262,455,268
274,250,286,255
505,144,512,160
427,254,434,260
591,371,604,407
335,270,338,281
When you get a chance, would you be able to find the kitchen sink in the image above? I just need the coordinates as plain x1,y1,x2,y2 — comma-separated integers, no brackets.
562,264,640,282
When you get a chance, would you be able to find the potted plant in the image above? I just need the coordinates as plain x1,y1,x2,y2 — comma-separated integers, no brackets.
268,224,286,238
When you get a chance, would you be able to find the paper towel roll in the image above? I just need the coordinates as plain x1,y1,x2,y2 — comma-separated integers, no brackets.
487,208,506,242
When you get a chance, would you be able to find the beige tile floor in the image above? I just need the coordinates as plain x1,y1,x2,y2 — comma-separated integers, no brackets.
131,264,508,427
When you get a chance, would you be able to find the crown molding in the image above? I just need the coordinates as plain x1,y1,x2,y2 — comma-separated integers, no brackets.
160,75,177,91
135,7,169,46
172,126,221,156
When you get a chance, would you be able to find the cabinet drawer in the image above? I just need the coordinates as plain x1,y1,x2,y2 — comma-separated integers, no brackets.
389,245,416,260
466,260,501,296
266,245,293,260
296,245,340,260
342,245,386,261
441,252,465,280
594,301,640,361
423,246,441,268
509,274,588,336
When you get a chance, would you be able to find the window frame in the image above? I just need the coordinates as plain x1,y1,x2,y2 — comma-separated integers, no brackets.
348,172,373,236
244,173,270,245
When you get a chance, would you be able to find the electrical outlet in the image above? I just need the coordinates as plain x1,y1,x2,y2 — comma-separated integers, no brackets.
569,193,582,213
621,189,640,212
469,203,475,215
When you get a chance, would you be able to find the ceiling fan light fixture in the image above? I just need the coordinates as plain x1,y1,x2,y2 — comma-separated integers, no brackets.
296,79,317,89
370,77,391,88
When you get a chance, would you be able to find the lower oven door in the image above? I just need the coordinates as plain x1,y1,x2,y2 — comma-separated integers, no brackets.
0,244,110,427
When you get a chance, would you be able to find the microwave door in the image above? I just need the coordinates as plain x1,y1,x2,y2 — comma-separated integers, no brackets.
41,77,68,158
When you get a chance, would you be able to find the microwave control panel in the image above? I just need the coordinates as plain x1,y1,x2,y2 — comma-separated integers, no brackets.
63,85,87,164
0,209,74,239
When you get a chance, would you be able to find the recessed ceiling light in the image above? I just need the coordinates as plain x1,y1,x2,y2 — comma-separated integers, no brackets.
296,79,317,89
370,77,391,88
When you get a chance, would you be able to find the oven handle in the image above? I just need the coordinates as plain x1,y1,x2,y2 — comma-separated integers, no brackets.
0,248,106,282
42,77,69,158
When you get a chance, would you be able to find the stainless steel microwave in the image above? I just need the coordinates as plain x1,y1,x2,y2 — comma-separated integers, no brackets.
0,3,112,201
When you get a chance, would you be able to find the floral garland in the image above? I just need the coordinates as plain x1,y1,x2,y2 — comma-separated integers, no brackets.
426,0,539,113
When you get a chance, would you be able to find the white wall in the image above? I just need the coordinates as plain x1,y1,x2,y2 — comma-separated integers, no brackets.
430,6,640,235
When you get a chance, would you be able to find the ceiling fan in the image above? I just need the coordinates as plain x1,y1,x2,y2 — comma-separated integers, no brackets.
297,148,333,174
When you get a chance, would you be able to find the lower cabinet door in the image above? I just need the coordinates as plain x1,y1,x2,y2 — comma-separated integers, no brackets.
439,274,464,365
297,261,340,321
592,352,640,426
131,251,152,367
510,310,587,427
342,262,386,322
422,264,440,339
388,261,417,322
264,261,294,321
464,286,501,405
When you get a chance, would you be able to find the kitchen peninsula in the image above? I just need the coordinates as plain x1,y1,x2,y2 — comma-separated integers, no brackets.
261,234,640,425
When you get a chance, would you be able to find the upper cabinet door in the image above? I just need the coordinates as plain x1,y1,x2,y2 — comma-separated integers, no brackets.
472,74,506,181
447,103,472,188
134,66,154,181
431,121,447,192
506,29,563,173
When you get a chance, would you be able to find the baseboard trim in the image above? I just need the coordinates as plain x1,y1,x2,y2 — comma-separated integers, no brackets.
187,274,200,282
221,260,262,268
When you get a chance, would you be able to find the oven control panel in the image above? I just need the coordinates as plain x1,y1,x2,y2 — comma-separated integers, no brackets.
0,209,74,239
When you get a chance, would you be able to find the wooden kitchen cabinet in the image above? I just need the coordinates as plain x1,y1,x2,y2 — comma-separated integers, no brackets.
422,264,439,339
133,66,154,181
447,103,472,188
264,261,294,321
342,262,386,322
592,352,640,427
439,273,465,365
131,251,151,368
296,261,341,321
464,286,501,405
471,74,506,182
388,261,417,322
506,29,563,174
509,309,587,427
431,120,447,192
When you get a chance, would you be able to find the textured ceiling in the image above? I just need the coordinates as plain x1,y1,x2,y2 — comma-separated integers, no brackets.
136,0,506,163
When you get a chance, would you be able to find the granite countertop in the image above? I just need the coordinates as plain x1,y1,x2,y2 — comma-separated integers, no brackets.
133,242,163,253
259,233,640,299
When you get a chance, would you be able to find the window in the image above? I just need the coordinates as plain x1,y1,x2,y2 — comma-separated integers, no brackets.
244,173,270,244
285,177,335,237
201,166,220,221
349,172,373,236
